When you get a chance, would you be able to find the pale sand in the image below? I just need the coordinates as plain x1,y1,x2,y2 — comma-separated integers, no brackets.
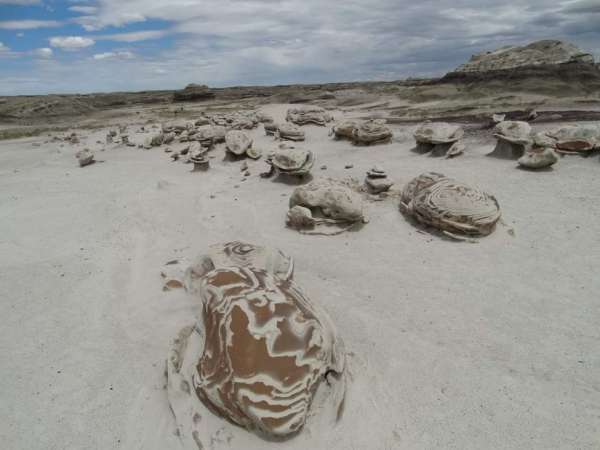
1,104,599,449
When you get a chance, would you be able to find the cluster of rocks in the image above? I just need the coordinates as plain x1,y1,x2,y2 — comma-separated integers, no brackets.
413,122,465,158
490,120,600,169
546,124,600,154
331,119,393,145
364,166,393,194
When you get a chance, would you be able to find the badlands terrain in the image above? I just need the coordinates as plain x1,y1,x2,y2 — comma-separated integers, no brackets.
1,40,600,450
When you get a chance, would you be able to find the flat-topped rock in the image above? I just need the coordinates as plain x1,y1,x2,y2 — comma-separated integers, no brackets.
454,40,595,73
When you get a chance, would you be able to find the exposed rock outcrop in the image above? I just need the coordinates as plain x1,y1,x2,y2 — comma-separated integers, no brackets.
454,40,594,73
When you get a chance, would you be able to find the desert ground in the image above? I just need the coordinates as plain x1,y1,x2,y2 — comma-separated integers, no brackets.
1,96,599,450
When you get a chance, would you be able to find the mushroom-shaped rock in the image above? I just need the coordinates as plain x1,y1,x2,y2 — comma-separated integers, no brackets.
545,124,600,153
189,146,210,171
400,173,501,238
289,178,364,224
75,149,94,167
352,119,393,145
267,148,315,178
286,106,333,126
225,130,252,156
168,242,345,441
518,147,558,169
414,122,464,157
491,121,532,158
276,123,306,141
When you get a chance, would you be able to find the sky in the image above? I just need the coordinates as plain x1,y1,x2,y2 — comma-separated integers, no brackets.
0,0,599,95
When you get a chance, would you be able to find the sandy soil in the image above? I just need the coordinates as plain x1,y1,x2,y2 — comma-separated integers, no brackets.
1,104,599,450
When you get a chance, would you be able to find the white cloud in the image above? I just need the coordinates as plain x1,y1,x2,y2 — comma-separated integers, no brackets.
33,47,53,58
0,42,8,52
68,6,98,14
97,30,168,42
16,32,25,37
49,36,95,50
93,51,135,60
0,20,61,30
2,0,600,94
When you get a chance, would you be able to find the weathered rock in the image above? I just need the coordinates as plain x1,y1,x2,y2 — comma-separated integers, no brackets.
276,123,306,141
491,121,532,158
168,242,345,439
286,106,333,126
365,177,393,194
332,119,392,145
255,111,274,124
266,148,314,178
287,205,317,229
289,178,364,223
414,122,464,157
352,119,393,145
400,173,501,238
75,149,94,167
331,120,359,140
545,124,600,153
209,111,258,130
246,147,262,160
194,125,226,146
454,40,595,73
225,130,252,156
518,147,558,169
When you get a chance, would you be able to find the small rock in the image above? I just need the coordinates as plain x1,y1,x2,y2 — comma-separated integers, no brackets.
75,149,94,167
365,177,393,194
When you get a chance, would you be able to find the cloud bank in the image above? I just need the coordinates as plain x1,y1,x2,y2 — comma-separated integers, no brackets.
1,0,599,94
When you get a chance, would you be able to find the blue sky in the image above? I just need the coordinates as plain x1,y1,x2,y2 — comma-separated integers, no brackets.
0,0,599,95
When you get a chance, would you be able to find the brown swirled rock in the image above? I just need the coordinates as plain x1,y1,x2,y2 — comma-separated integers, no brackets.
168,242,346,441
192,267,344,437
